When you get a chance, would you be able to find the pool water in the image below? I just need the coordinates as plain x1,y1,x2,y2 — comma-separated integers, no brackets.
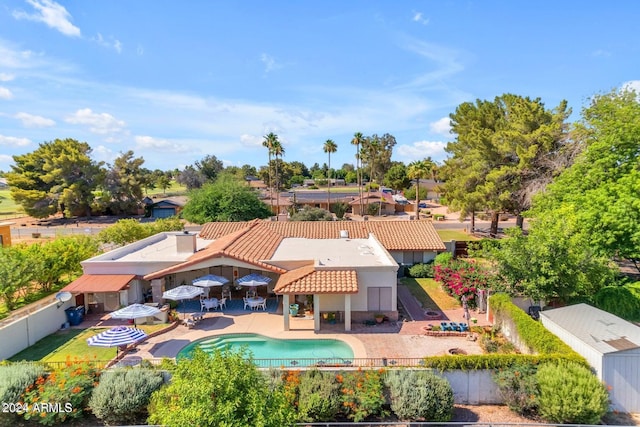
178,333,354,367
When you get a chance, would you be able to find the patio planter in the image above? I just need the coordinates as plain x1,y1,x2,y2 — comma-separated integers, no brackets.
289,304,299,316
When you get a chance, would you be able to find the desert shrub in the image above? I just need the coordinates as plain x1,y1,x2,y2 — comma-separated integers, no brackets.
22,360,100,426
90,368,164,426
296,370,341,422
0,362,46,427
385,370,453,421
493,364,538,416
339,369,387,422
408,263,434,278
148,348,295,427
536,361,609,424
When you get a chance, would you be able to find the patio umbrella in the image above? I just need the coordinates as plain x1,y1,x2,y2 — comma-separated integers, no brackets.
87,326,148,356
110,303,161,325
162,285,204,318
236,273,272,287
193,274,229,287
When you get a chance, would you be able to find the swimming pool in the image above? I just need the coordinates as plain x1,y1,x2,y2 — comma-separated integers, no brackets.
178,333,355,367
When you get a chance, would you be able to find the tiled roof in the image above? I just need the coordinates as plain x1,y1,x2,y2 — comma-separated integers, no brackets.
349,192,396,205
62,274,135,293
275,265,358,294
201,220,445,251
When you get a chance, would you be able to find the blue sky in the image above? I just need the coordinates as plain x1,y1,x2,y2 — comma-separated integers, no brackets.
1,1,639,172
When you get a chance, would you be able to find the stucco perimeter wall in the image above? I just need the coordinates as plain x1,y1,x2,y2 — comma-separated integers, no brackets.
441,370,501,404
0,299,75,360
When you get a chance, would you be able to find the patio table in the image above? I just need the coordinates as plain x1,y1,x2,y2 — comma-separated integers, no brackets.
202,298,218,310
247,297,266,310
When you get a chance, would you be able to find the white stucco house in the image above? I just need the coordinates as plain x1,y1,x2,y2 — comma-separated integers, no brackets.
62,220,446,332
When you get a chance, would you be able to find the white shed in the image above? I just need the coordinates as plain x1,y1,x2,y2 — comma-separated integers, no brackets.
540,303,640,412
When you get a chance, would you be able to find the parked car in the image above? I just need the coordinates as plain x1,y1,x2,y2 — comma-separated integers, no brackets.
418,202,427,208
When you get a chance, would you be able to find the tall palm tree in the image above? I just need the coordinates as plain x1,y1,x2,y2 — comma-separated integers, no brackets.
364,136,380,205
408,159,433,219
262,132,278,212
323,139,338,212
271,139,285,215
351,132,365,216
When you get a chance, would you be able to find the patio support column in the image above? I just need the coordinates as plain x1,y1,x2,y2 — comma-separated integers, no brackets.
283,294,290,331
313,294,320,332
344,294,352,331
151,278,164,304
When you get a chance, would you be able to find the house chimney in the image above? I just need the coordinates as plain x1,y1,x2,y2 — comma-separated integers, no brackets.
176,230,197,253
339,230,349,239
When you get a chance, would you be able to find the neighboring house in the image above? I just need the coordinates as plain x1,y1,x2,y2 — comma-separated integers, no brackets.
142,197,186,218
0,222,13,247
349,192,403,216
63,220,446,332
540,304,640,412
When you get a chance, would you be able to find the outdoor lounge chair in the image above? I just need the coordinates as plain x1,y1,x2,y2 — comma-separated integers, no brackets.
449,322,462,332
440,322,452,331
459,322,469,332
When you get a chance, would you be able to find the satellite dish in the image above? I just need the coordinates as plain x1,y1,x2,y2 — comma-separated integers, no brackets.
55,291,72,303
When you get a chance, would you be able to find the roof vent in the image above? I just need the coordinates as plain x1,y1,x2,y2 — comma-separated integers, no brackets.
339,230,349,239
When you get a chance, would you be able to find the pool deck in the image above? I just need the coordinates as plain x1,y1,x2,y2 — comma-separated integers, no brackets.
125,293,490,362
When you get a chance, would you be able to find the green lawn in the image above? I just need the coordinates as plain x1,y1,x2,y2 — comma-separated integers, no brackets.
10,324,167,363
437,229,480,242
401,277,460,311
0,188,24,218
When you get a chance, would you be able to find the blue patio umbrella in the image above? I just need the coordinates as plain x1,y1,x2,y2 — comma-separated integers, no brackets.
87,326,148,355
110,303,161,325
236,273,272,287
193,274,229,287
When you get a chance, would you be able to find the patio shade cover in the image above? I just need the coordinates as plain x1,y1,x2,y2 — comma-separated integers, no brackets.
87,326,147,348
192,274,229,288
110,303,161,320
237,273,272,287
162,285,204,301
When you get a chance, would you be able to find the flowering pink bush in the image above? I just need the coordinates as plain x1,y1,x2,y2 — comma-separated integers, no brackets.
434,258,493,305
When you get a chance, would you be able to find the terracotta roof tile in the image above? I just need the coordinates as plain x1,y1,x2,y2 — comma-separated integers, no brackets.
275,266,358,294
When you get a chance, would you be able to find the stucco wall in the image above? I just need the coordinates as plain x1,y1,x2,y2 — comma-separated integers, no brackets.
0,299,75,360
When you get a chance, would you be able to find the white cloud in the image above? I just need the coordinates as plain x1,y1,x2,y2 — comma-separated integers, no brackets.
0,87,13,99
240,133,262,147
13,0,81,37
396,140,448,162
260,53,282,73
397,36,464,89
412,11,429,25
134,135,190,153
0,154,13,164
92,33,122,53
622,80,640,93
14,112,56,128
65,108,126,134
429,117,451,136
0,134,31,147
0,73,15,82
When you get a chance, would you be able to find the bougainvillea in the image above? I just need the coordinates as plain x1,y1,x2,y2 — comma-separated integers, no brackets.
434,258,495,305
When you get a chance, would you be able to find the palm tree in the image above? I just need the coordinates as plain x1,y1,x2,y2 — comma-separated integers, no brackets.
262,132,278,212
271,139,285,215
363,136,380,208
351,132,365,216
408,159,433,219
323,139,337,212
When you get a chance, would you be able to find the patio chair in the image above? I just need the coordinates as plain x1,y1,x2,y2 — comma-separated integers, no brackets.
440,322,452,331
222,288,232,300
258,299,267,311
218,297,227,310
459,322,469,332
200,299,208,312
243,297,250,310
449,322,462,332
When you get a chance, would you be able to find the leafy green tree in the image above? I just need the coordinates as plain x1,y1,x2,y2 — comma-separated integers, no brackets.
98,217,183,245
182,174,271,223
359,133,396,184
442,94,571,234
288,161,310,178
7,138,103,218
323,139,337,212
530,88,640,270
102,150,146,215
148,348,295,427
331,201,349,219
195,154,224,182
408,159,434,217
153,170,172,194
25,235,100,292
383,162,410,191
289,207,333,221
0,246,34,310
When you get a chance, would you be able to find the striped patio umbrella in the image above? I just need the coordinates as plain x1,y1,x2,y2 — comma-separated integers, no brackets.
87,326,148,355
193,274,229,288
110,303,161,325
236,273,272,287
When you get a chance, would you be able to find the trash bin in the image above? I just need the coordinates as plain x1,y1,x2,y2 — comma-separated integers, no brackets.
289,304,299,316
65,307,81,326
